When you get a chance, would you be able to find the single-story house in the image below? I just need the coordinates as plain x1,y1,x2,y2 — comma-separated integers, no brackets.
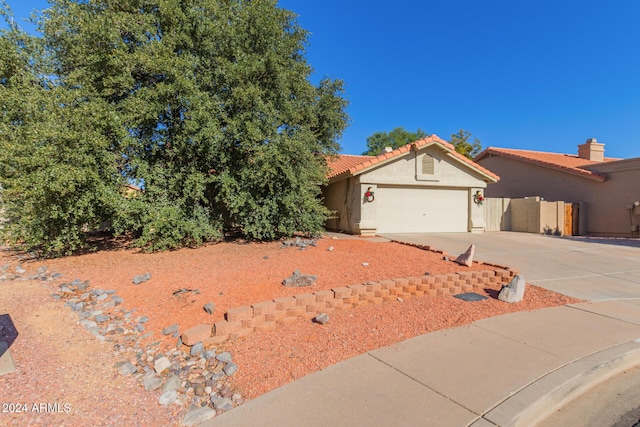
323,135,499,235
475,138,640,237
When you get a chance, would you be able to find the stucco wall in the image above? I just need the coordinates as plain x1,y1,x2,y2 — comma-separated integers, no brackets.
356,146,490,234
361,146,489,189
479,155,640,236
323,177,360,233
485,197,565,235
509,198,540,233
484,198,511,231
585,160,640,236
478,156,594,201
539,200,565,235
325,145,493,235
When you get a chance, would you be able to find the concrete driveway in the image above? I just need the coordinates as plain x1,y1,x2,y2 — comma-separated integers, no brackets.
380,232,640,301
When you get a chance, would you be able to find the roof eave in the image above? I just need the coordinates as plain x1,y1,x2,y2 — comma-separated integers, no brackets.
346,142,431,177
479,149,607,182
327,171,353,183
333,137,499,182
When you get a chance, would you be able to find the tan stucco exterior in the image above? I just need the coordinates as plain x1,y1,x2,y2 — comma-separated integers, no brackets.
323,177,361,233
484,197,570,235
509,198,565,235
477,154,640,237
324,144,495,235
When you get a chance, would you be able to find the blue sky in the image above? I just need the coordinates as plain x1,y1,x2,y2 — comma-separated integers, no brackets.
4,1,640,159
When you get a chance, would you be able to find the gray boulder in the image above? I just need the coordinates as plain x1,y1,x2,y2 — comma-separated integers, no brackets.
79,319,98,329
223,362,238,376
162,324,179,336
181,406,216,426
498,274,526,303
314,313,330,325
154,356,172,374
282,269,317,287
143,375,163,391
203,302,215,315
211,397,233,412
162,375,182,394
158,390,178,406
215,352,233,363
95,314,110,323
190,342,204,357
132,273,151,285
117,362,138,376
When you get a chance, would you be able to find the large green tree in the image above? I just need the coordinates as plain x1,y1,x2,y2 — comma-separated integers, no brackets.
0,7,123,257
0,0,348,256
362,127,427,156
450,129,482,159
362,127,482,159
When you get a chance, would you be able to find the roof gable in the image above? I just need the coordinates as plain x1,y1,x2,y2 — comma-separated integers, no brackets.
474,147,615,182
327,135,499,182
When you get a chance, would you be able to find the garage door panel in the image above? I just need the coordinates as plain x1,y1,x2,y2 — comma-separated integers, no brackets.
375,186,468,233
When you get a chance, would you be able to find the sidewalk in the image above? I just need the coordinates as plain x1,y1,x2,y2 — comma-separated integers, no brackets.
202,299,640,427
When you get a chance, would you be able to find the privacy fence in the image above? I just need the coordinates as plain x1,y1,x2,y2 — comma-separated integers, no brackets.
484,197,581,236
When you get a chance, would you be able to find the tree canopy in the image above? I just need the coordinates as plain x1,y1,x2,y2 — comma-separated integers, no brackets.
0,0,348,257
362,127,482,159
450,129,482,159
362,127,427,156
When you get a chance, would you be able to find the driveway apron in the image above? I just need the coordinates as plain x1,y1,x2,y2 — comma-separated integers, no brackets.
380,232,640,301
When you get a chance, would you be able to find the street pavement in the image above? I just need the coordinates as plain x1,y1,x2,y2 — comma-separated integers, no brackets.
202,232,640,427
537,364,640,427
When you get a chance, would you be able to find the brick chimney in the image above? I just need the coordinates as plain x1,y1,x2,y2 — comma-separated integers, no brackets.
578,138,604,162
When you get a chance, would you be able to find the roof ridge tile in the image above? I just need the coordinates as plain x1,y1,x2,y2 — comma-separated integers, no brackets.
326,135,498,181
477,147,608,182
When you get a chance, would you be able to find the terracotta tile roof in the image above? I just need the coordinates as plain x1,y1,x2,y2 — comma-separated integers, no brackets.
474,147,617,182
326,135,499,182
326,154,373,179
123,183,142,192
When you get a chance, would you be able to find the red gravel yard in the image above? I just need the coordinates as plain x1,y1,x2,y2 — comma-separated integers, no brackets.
0,235,579,425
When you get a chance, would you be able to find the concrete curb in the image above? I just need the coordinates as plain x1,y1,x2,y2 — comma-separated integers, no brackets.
474,339,640,427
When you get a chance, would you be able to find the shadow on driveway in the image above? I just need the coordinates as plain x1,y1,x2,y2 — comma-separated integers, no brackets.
562,236,640,249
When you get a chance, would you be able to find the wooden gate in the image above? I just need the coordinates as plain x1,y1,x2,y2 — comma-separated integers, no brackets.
564,203,579,236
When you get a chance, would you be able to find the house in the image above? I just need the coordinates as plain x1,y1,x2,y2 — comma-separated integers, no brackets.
323,135,499,235
475,138,640,237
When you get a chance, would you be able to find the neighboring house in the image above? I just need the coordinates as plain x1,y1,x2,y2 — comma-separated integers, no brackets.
323,135,499,235
122,183,143,198
475,138,640,237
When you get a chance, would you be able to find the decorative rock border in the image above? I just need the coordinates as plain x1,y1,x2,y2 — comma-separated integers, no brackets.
183,267,517,345
2,261,243,424
180,240,519,345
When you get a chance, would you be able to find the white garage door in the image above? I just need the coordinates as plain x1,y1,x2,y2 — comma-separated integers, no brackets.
375,186,469,233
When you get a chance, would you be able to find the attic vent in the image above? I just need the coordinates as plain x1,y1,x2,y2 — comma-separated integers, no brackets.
421,155,435,175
